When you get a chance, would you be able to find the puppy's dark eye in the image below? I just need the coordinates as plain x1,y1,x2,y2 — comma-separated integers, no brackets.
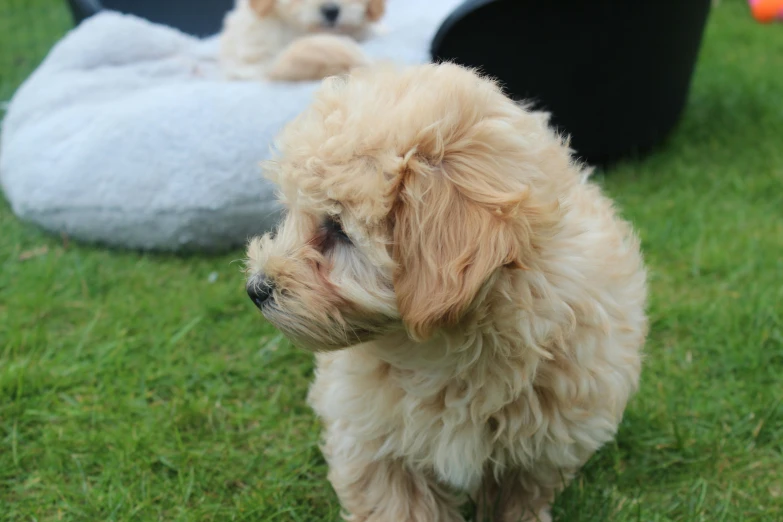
324,217,352,245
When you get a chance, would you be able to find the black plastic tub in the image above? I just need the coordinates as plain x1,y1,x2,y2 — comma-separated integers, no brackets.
66,0,234,36
431,0,712,165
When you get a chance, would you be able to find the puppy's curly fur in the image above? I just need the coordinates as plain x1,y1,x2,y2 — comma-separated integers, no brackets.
246,63,648,521
220,0,384,82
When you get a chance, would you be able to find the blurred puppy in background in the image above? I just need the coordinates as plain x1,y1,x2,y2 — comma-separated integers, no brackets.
220,0,385,82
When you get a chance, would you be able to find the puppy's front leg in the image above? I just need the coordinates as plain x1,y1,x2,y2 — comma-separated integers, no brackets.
475,468,565,522
323,430,464,521
267,34,369,82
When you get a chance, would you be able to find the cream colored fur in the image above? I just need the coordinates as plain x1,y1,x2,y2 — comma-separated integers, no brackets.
245,63,648,521
220,0,384,82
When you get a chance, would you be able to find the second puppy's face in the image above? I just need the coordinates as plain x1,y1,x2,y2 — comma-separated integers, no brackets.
250,0,385,33
246,64,570,351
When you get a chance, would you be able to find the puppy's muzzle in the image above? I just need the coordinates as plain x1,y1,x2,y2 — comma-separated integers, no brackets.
320,3,340,25
247,274,275,310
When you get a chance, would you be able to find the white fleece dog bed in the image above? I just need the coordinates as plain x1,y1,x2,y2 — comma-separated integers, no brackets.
0,0,462,251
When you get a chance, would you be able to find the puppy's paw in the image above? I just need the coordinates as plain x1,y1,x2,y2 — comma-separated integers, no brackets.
267,34,370,82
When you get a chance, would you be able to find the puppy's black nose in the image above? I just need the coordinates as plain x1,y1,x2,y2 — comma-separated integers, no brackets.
247,277,274,310
320,3,340,23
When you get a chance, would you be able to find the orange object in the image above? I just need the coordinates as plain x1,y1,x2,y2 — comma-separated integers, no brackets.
750,0,783,22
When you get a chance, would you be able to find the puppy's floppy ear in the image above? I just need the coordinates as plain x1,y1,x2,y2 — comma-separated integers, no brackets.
391,159,529,341
249,0,275,17
366,0,385,22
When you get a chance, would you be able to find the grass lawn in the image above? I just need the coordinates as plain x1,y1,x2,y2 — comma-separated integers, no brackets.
1,0,782,520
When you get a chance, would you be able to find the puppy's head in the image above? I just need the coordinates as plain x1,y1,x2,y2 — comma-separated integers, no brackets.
246,63,575,350
249,0,385,32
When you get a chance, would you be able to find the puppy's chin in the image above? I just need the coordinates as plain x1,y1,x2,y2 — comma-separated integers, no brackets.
306,23,364,35
261,302,387,352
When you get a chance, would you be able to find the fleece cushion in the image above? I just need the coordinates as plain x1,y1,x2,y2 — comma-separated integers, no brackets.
0,0,462,251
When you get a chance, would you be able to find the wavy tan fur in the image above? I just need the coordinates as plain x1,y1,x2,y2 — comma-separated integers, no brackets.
246,63,648,521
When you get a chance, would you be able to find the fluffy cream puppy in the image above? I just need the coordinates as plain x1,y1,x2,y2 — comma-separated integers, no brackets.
245,63,648,521
220,0,384,82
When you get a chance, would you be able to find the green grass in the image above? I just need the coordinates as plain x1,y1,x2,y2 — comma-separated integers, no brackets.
0,0,72,102
1,0,782,520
